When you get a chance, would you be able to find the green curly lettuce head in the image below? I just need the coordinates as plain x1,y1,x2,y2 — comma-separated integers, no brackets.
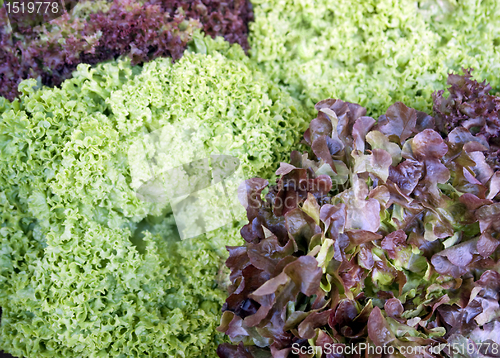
248,0,500,117
0,34,307,357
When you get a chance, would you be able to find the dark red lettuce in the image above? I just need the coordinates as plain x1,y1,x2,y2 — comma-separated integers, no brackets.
433,68,500,172
218,98,500,357
0,0,253,100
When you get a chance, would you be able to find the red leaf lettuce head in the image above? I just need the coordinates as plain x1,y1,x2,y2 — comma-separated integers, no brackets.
218,97,500,357
433,68,500,172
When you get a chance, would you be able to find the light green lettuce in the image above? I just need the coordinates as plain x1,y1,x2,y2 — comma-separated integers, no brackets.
248,0,500,117
0,35,306,357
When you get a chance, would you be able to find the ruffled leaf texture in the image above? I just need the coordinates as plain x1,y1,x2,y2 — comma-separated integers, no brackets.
218,98,500,357
0,36,307,357
0,0,254,100
433,68,500,172
248,0,500,118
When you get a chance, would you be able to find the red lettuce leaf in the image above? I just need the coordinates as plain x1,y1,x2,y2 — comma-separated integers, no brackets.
219,96,500,357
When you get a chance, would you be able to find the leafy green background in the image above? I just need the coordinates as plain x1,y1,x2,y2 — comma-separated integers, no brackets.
1,0,500,356
249,0,500,117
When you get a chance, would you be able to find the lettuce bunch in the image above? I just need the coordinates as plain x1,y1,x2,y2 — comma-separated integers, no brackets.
218,95,500,357
249,0,500,118
0,0,253,100
433,69,500,171
0,36,306,358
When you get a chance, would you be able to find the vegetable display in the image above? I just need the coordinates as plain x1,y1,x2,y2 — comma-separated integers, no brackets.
0,0,254,100
0,0,499,356
0,35,305,358
218,92,500,356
